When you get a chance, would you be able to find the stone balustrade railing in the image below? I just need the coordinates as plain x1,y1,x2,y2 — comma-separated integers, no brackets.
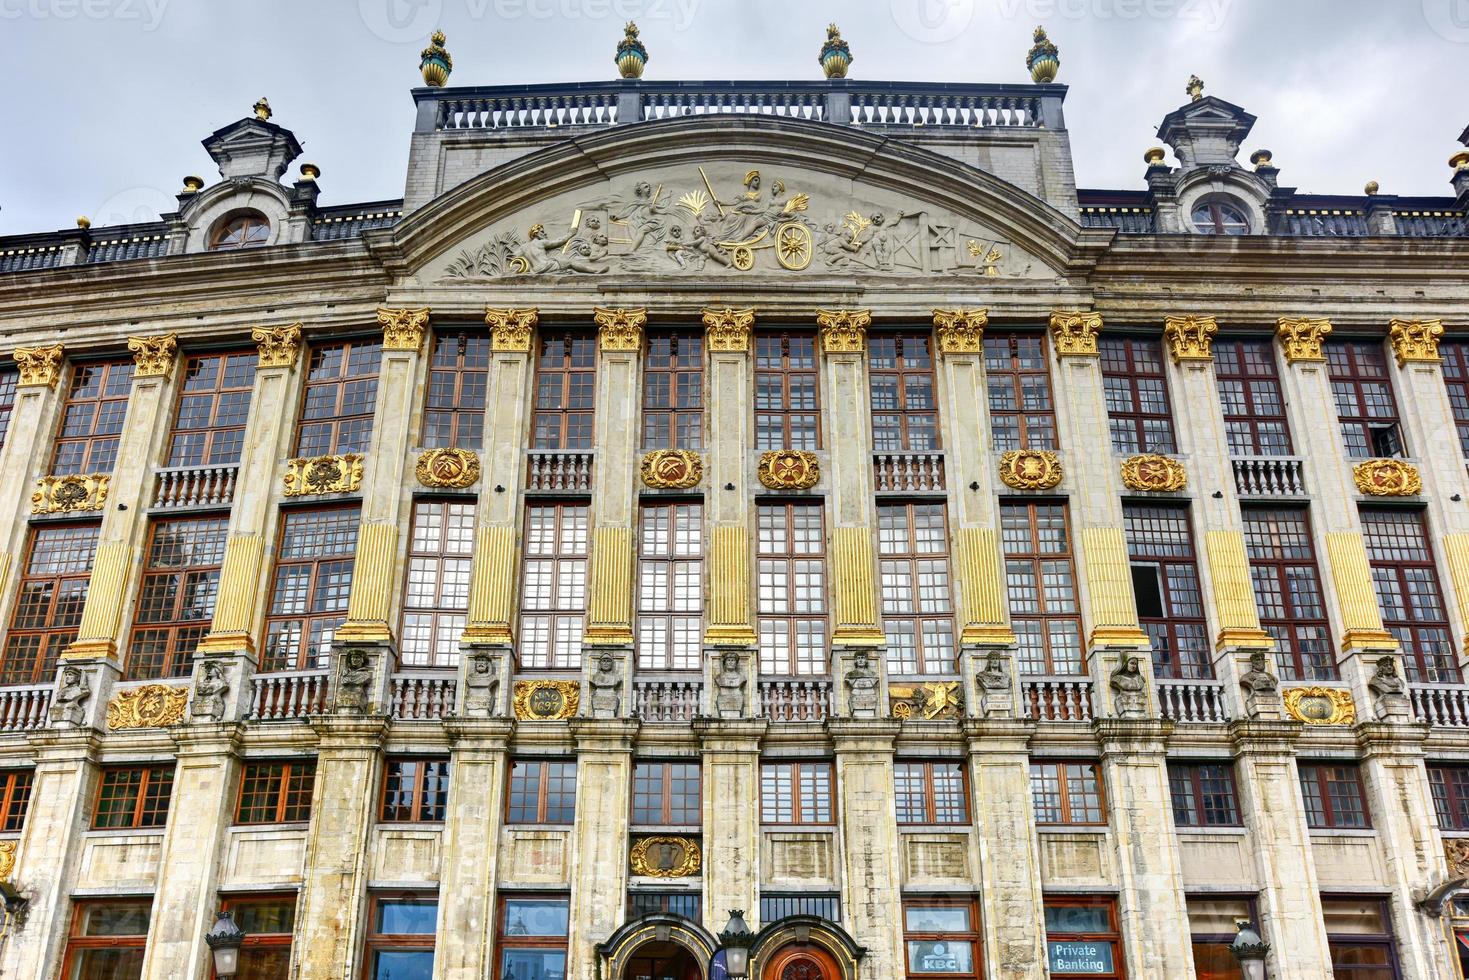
0,684,51,732
1156,679,1231,724
1231,456,1307,498
526,451,594,492
873,451,946,493
758,679,832,722
390,673,457,721
1021,677,1094,722
1412,683,1469,727
249,670,329,722
153,464,239,510
632,678,702,723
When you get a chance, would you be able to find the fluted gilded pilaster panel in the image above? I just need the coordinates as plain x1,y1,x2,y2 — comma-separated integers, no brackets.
1444,534,1469,650
197,534,265,653
831,526,884,646
64,542,134,660
705,525,756,646
584,526,634,646
1080,527,1149,648
463,525,517,645
338,523,399,644
1324,531,1398,652
1203,530,1273,650
953,528,1015,646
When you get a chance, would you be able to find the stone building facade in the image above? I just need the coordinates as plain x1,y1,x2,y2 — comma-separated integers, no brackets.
2,30,1469,980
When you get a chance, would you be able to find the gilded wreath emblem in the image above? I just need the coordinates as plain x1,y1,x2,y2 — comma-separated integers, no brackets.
1121,455,1187,492
1282,687,1356,726
998,450,1062,491
512,680,580,721
1352,459,1421,497
629,836,702,878
283,454,364,497
757,450,820,490
32,474,109,514
106,684,189,730
640,450,703,489
416,448,481,489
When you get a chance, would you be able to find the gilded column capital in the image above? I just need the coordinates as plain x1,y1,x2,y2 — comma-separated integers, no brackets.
702,307,755,353
816,309,871,354
1049,310,1103,357
13,344,65,388
484,307,538,352
932,308,987,355
594,307,646,353
1389,318,1445,367
1163,314,1219,363
127,333,179,379
379,307,431,352
252,324,303,369
1276,317,1332,363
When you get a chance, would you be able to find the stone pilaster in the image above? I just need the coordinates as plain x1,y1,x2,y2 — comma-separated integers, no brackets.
64,334,180,663
827,718,904,977
436,718,515,979
565,719,637,977
962,720,1046,978
1227,720,1332,979
336,307,430,649
1093,718,1194,977
702,308,757,649
139,725,242,980
693,719,766,931
293,715,386,977
0,345,67,629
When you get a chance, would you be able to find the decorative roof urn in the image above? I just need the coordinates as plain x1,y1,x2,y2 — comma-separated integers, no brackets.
1026,26,1059,83
420,30,453,87
616,21,648,79
820,23,852,79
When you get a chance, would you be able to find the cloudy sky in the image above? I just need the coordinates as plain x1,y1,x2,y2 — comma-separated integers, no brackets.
2,0,1467,234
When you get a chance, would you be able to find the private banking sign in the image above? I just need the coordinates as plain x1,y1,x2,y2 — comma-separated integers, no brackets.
1047,940,1115,975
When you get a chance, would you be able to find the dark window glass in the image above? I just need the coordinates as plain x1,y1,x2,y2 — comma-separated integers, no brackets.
879,502,955,677
236,761,316,825
520,503,589,670
423,330,490,449
218,894,296,980
1299,763,1370,830
904,900,980,978
1044,899,1123,979
0,769,32,832
507,760,577,824
894,762,968,825
262,506,359,672
631,761,701,826
52,360,133,475
643,332,704,450
1323,896,1397,978
209,213,270,250
295,339,382,456
627,891,702,921
1327,342,1403,459
1003,502,1084,676
63,900,151,980
1443,341,1469,458
1215,339,1293,456
760,893,841,923
1430,765,1469,832
94,765,174,829
366,895,437,980
1188,897,1256,980
869,333,939,452
0,367,19,450
167,352,256,466
496,894,569,979
760,762,833,825
381,759,450,823
1243,508,1336,681
985,333,1056,451
755,333,821,451
1168,763,1242,827
0,523,98,684
757,503,828,677
532,332,595,450
1101,337,1176,454
1125,504,1211,680
126,516,229,680
1361,507,1456,683
1030,761,1106,825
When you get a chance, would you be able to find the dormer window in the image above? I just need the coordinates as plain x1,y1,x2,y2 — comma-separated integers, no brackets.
209,212,270,251
1191,200,1250,235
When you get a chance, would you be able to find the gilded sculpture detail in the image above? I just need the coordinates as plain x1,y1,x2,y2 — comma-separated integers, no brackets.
758,450,821,490
1353,459,1422,497
1276,317,1332,363
379,307,431,352
594,307,647,352
702,307,755,352
283,454,365,497
252,324,303,368
890,681,963,721
32,474,109,514
630,836,702,878
1049,311,1103,357
512,680,581,721
0,840,14,882
640,450,703,489
816,309,872,354
416,448,481,489
1164,315,1219,362
1283,687,1356,726
998,450,1062,491
127,333,178,378
1121,455,1187,492
933,309,987,355
14,344,65,388
107,684,189,730
485,308,538,352
1389,318,1445,366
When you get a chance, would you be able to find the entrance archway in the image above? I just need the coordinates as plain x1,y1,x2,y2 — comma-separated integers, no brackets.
763,944,842,980
623,939,702,980
598,914,718,980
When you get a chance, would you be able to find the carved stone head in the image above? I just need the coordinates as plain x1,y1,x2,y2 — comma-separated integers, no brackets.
598,653,615,674
722,652,739,671
344,649,369,672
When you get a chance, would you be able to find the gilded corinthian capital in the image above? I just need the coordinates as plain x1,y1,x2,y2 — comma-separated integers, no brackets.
1389,318,1445,366
379,307,431,352
932,309,987,355
702,307,755,353
128,333,179,379
484,307,538,352
816,309,871,354
1164,315,1219,363
1049,311,1103,357
252,324,303,368
594,307,646,352
1276,317,1332,363
13,344,64,388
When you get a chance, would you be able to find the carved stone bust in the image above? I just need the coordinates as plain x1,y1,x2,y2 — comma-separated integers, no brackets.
50,666,91,728
589,653,622,719
714,651,747,719
335,649,373,713
191,660,230,722
1109,656,1148,719
463,651,501,717
1369,655,1410,722
844,652,879,718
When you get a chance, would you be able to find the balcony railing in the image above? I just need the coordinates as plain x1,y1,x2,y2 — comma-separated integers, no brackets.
153,464,239,509
1231,456,1306,497
390,673,457,720
0,684,51,732
526,451,593,492
248,670,329,721
1157,679,1231,724
873,452,945,492
758,679,831,722
1021,677,1094,722
632,678,702,723
1411,683,1469,727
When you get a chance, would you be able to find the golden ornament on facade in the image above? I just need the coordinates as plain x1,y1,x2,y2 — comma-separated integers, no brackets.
1388,318,1445,366
594,307,647,352
1049,311,1103,357
1121,455,1187,492
283,454,364,497
1276,317,1333,364
1353,459,1421,497
512,680,581,721
1283,687,1356,726
106,684,189,730
932,309,987,356
485,307,538,352
0,840,14,882
416,448,481,489
757,450,821,490
1164,315,1219,363
998,450,1062,491
702,307,755,353
127,333,178,379
1446,839,1469,879
14,344,65,388
32,474,109,514
379,307,431,352
816,309,872,354
252,324,303,368
629,836,702,878
889,681,963,721
640,450,703,489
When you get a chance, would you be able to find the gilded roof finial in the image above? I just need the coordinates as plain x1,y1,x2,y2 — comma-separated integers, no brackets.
1364,181,1380,196
616,21,648,79
1186,75,1205,102
420,30,453,87
253,97,272,121
76,216,91,230
820,23,852,79
1452,151,1469,172
1027,26,1059,84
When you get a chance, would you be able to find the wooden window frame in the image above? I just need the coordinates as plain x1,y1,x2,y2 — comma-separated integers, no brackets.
1044,896,1126,980
1214,338,1293,456
902,896,982,979
1001,501,1084,677
1327,341,1405,459
294,338,382,457
166,351,256,467
759,761,835,826
878,501,957,678
209,212,270,251
1124,503,1212,680
754,332,822,451
494,893,570,979
631,760,701,827
216,893,297,980
363,892,438,980
93,764,174,830
1167,762,1242,828
1100,336,1177,455
532,331,596,450
635,500,705,672
641,330,705,451
869,332,940,452
1030,761,1108,827
505,759,577,825
984,332,1057,451
1322,895,1401,980
0,365,19,450
261,505,360,673
1242,506,1337,682
756,501,829,677
399,499,474,670
518,501,590,670
894,761,970,826
0,768,32,832
0,522,99,685
60,899,152,980
1443,341,1469,459
125,515,230,680
380,757,451,824
1430,764,1469,832
1299,762,1372,830
423,328,491,450
235,760,317,826
52,359,134,475
1360,507,1458,683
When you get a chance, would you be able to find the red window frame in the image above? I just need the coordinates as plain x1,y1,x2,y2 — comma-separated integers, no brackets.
52,359,134,475
1030,761,1107,826
642,331,704,450
125,515,229,680
0,522,98,685
894,761,970,826
494,894,570,980
869,332,940,452
0,365,18,450
506,759,577,825
381,758,450,823
261,505,359,673
1124,503,1212,680
1360,507,1457,683
760,761,835,826
984,333,1056,451
363,892,438,980
631,761,701,827
1298,762,1371,830
1100,336,1176,455
519,502,590,670
532,331,596,450
0,768,32,831
1214,339,1293,456
635,500,704,672
903,897,982,979
878,502,957,678
757,502,829,677
1167,762,1242,828
400,499,474,669
1242,507,1337,682
423,328,490,449
93,765,174,830
215,893,296,980
235,760,317,825
1327,341,1403,459
295,338,382,456
1044,897,1125,980
60,899,152,979
1002,501,1084,677
1443,341,1469,459
166,351,256,467
755,332,821,451
1429,764,1469,832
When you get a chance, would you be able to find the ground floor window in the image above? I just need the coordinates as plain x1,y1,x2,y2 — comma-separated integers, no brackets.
627,890,701,921
497,894,569,980
903,898,981,977
1188,895,1256,980
63,899,152,979
1044,897,1123,979
365,893,437,980
218,893,296,979
1323,896,1398,979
